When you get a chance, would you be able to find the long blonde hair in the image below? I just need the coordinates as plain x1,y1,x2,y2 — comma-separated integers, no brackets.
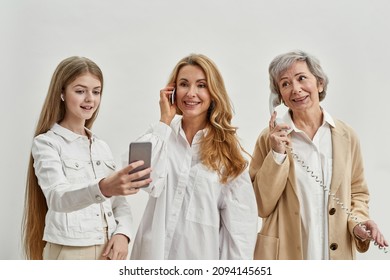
22,56,104,259
168,54,248,184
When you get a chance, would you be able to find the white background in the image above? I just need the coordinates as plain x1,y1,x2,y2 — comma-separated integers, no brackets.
1,0,389,260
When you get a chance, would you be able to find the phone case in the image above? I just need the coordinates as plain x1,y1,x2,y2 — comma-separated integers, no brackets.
128,142,152,188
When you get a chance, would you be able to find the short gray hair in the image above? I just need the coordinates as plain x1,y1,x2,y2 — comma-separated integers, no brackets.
269,50,328,102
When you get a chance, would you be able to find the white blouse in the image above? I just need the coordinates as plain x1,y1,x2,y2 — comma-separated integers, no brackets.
130,117,258,260
273,109,334,259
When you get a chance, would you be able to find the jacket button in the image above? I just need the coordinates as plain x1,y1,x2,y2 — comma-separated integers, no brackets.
96,160,101,165
329,208,336,215
330,243,338,250
107,212,112,217
75,163,79,168
95,195,103,201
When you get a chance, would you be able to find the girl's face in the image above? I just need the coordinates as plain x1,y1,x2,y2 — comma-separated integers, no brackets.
175,65,211,123
278,61,323,112
62,73,101,124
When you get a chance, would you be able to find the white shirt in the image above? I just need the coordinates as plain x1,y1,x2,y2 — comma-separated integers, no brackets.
273,109,334,259
130,117,258,260
32,123,133,246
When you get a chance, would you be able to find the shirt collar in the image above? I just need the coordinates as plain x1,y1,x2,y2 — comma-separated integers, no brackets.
50,123,96,141
322,109,336,128
171,116,206,143
282,108,336,134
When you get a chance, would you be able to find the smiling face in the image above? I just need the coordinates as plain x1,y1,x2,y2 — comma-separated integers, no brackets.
62,72,102,126
278,61,324,112
176,65,211,125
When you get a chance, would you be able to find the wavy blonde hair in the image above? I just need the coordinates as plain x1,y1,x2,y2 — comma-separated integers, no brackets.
168,54,248,184
22,56,103,259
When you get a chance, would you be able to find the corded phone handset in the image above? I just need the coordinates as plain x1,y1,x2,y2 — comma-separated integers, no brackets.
268,92,388,254
269,92,282,123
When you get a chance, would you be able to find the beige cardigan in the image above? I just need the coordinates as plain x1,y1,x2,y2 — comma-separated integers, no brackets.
249,119,370,259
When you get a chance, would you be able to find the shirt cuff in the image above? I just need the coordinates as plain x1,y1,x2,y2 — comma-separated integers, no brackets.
272,150,287,165
89,178,108,203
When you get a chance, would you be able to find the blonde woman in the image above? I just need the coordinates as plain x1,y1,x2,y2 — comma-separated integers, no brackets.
22,56,151,260
130,54,257,260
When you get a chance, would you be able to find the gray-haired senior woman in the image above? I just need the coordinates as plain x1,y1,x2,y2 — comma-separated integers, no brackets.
249,50,388,259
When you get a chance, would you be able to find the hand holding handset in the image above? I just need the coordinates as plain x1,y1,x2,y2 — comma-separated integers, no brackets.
269,92,291,153
128,142,152,188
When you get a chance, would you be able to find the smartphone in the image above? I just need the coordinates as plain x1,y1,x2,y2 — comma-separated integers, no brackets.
128,142,152,188
170,88,176,104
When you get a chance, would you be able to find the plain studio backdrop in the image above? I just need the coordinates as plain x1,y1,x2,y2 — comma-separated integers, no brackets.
1,0,389,260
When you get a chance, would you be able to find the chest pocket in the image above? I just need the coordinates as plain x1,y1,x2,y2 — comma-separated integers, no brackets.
62,159,91,184
185,168,221,227
103,160,116,174
92,159,116,178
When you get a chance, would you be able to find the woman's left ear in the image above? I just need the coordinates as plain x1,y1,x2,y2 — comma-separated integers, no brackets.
318,81,324,93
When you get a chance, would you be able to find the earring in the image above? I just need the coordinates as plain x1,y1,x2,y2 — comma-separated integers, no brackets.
61,94,64,101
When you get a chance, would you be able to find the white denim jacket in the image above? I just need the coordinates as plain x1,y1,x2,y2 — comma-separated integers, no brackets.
32,123,133,246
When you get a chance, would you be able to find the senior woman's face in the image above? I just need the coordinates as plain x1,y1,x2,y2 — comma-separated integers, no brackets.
277,61,323,112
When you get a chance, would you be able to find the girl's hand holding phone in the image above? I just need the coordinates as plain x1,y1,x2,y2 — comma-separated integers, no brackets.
99,161,152,197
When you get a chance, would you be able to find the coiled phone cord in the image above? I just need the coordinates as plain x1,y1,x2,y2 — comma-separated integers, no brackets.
286,145,388,254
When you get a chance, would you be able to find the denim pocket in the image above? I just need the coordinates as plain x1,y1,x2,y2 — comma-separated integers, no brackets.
62,159,88,183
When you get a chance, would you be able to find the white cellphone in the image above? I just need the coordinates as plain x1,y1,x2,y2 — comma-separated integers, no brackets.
128,142,152,188
170,88,176,104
